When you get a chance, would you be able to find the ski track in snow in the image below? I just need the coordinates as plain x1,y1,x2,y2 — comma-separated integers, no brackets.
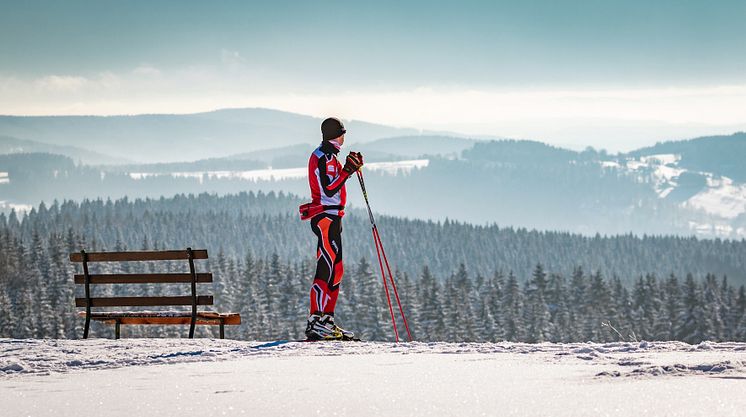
1,338,744,380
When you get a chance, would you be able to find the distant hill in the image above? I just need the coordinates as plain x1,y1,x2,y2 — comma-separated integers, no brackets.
0,135,129,165
210,135,477,169
462,139,582,166
0,108,424,164
357,135,478,159
626,132,746,182
3,133,745,239
112,158,266,174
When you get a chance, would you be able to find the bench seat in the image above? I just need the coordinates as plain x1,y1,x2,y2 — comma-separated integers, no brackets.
78,311,241,326
71,248,241,339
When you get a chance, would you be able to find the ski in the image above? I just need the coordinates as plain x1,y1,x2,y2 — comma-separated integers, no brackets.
251,337,362,349
301,335,362,342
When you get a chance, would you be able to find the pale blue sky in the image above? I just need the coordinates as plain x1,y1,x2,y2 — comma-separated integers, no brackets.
3,0,745,85
1,0,745,149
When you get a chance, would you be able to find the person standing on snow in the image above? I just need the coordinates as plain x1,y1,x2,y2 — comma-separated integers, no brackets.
299,117,363,340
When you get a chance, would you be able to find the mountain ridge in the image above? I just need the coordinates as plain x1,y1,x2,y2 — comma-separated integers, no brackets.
0,107,429,163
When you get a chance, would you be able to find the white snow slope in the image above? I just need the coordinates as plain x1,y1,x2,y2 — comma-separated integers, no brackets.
1,338,745,417
610,154,746,237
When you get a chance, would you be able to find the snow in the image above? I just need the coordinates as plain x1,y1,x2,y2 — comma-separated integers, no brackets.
640,153,680,166
128,159,430,183
364,159,429,175
653,164,685,183
1,339,745,417
610,153,746,231
687,176,746,219
0,201,33,213
619,154,683,182
618,154,686,198
130,167,308,183
658,187,675,199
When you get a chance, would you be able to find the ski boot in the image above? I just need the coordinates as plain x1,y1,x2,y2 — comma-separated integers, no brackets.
323,313,358,341
305,312,342,341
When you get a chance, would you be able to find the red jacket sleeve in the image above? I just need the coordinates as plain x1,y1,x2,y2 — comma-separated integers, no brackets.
317,154,349,198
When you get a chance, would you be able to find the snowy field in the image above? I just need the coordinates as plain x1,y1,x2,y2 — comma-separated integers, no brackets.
1,339,745,417
128,159,430,183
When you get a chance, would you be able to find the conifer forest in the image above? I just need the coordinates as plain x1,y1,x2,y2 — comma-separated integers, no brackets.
1,192,745,343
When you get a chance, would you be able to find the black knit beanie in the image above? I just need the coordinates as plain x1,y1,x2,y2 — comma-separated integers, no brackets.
321,117,346,141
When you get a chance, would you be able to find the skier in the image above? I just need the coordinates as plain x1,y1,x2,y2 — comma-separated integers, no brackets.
300,117,363,340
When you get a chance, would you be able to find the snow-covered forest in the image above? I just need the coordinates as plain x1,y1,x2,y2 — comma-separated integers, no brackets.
1,192,745,342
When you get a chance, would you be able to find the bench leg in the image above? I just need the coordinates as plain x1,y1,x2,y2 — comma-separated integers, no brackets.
83,316,91,339
115,321,121,340
219,322,225,339
189,317,196,339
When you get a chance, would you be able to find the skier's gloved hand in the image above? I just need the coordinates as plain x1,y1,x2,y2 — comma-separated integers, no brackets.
343,151,364,174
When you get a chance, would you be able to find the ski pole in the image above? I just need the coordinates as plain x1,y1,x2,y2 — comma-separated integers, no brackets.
356,169,413,342
373,226,412,341
372,219,399,342
357,169,398,341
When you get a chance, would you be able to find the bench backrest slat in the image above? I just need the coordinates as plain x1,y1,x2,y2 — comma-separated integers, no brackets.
70,250,208,263
73,273,213,285
75,296,213,308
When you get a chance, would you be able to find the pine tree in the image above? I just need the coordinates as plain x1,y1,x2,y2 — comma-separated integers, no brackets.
702,274,725,341
0,283,12,337
451,263,477,341
501,271,524,342
660,274,682,341
608,276,632,341
442,275,458,341
677,274,708,344
568,266,588,341
641,274,666,341
524,264,552,343
259,253,283,338
631,276,650,340
355,258,389,341
396,271,421,340
546,273,571,342
417,265,445,341
719,276,738,340
482,270,505,341
736,286,746,342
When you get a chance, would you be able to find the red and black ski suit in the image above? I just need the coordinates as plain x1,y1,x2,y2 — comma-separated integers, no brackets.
307,141,350,314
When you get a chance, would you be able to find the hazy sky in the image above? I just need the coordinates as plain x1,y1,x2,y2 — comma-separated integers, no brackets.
1,0,745,150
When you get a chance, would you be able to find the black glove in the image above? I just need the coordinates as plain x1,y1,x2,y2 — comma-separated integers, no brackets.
343,151,364,174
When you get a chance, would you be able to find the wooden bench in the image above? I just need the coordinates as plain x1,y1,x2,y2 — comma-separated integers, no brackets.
70,248,240,339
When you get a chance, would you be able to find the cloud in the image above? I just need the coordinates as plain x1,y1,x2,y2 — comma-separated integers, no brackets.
32,73,122,93
221,49,246,66
5,66,746,150
97,72,121,89
133,65,161,77
246,85,746,127
34,75,88,92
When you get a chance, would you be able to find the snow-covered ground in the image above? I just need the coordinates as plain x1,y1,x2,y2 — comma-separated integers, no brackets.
1,339,745,416
622,154,686,198
128,159,430,183
609,154,746,237
687,176,746,220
